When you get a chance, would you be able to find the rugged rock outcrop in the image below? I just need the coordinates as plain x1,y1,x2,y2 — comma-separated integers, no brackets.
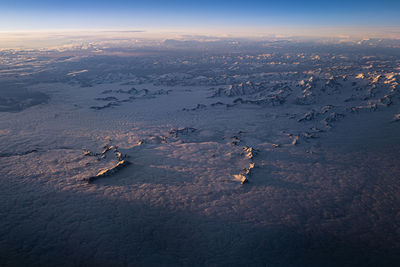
182,104,207,111
84,143,129,183
169,127,197,138
322,112,345,127
242,146,258,159
90,102,120,110
87,160,130,183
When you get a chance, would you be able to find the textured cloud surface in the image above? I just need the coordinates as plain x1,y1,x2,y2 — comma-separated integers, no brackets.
1,38,400,266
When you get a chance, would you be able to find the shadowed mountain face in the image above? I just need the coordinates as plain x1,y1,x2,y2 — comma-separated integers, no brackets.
1,39,400,266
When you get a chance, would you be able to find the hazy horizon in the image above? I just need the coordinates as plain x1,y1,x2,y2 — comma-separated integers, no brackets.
1,27,400,50
1,0,400,38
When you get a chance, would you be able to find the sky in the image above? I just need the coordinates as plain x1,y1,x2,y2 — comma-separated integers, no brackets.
1,0,400,37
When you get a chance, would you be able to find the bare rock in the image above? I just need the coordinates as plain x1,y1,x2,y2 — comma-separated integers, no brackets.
169,127,197,138
87,160,130,183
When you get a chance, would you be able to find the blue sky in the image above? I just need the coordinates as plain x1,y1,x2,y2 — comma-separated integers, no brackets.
1,0,400,32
